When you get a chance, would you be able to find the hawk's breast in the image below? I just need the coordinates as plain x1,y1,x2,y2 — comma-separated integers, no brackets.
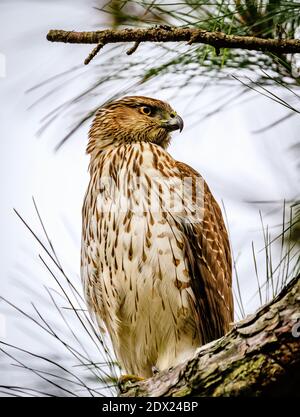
81,142,200,376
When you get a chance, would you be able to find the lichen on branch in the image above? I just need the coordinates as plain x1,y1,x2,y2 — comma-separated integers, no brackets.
120,275,300,397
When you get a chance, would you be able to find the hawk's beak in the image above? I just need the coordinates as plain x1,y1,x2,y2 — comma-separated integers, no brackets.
161,115,184,133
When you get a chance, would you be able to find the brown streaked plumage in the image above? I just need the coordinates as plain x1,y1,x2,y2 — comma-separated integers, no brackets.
81,96,233,378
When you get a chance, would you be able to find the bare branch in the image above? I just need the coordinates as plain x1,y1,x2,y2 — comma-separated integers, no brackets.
47,27,300,65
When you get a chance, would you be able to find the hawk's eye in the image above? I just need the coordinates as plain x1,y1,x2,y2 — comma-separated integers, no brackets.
140,106,152,116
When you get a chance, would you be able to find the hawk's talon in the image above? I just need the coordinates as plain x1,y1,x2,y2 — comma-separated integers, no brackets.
118,374,144,392
152,366,160,375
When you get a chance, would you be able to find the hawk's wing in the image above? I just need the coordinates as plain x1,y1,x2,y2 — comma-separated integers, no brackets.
175,161,233,343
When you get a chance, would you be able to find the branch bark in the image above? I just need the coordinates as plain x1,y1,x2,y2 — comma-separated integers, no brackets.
120,275,300,397
47,27,300,55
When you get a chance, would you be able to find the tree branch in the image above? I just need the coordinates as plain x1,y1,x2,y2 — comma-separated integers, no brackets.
47,27,300,65
120,275,300,397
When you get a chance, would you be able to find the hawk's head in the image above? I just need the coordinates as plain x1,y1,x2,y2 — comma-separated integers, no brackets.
88,96,183,154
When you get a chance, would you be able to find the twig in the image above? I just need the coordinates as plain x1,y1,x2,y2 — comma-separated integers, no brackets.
126,41,140,55
47,27,300,66
84,42,105,65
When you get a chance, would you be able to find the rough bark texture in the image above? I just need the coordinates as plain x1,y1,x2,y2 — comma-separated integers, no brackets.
120,275,300,397
47,27,300,54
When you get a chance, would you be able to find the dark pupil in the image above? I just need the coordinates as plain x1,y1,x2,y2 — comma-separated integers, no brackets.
143,107,151,115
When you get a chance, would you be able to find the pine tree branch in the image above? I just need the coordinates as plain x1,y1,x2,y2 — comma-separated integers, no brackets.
47,27,300,65
120,275,300,397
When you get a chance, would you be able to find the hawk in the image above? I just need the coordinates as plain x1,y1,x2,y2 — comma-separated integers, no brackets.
81,96,233,379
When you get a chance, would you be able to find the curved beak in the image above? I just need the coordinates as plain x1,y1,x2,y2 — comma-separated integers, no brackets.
161,114,184,133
